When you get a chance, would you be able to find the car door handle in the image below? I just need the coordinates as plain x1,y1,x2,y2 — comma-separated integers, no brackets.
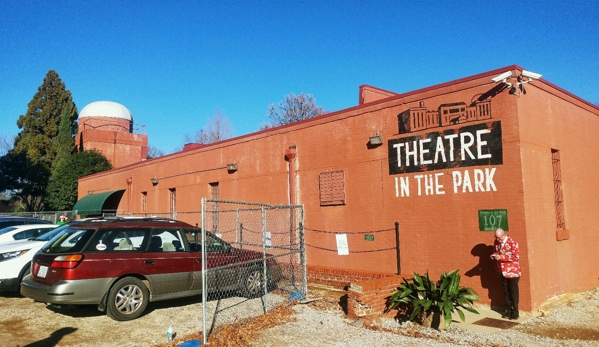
144,260,154,265
196,259,202,263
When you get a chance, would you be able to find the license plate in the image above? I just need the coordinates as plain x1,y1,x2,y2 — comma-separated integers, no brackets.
37,265,48,278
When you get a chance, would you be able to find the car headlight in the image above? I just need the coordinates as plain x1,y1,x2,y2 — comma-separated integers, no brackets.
0,249,30,262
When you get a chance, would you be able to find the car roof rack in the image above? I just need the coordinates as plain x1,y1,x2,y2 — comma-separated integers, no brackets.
88,216,178,223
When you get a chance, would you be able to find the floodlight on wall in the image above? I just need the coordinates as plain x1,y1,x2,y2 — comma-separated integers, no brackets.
492,69,542,97
518,70,542,87
227,162,238,172
369,133,383,146
88,190,93,195
491,71,513,88
151,177,159,185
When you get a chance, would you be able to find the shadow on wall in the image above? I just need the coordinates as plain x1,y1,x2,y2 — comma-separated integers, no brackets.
465,243,504,309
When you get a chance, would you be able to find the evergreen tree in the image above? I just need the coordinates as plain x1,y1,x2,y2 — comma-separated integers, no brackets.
55,105,75,167
45,150,112,211
15,70,78,167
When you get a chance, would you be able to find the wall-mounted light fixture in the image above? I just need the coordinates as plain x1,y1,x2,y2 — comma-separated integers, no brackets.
369,133,383,146
88,190,93,195
151,177,159,185
227,163,238,172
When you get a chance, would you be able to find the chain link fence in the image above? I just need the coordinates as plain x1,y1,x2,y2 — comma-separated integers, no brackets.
0,211,77,224
200,198,306,341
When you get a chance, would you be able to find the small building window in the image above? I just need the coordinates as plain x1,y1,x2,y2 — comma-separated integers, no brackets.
169,188,176,219
552,149,566,230
319,170,346,206
141,191,147,214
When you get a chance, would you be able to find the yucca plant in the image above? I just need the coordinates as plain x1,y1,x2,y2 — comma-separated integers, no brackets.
386,270,480,328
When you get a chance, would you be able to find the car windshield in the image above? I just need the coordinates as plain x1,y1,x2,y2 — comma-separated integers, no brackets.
0,226,18,235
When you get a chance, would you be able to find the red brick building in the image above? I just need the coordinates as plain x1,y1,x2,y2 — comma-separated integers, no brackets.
76,65,599,312
76,101,148,168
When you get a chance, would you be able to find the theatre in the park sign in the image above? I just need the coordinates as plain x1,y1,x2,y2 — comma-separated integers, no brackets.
388,101,503,197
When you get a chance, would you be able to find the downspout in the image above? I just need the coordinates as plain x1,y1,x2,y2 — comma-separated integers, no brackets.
285,145,297,205
126,177,132,214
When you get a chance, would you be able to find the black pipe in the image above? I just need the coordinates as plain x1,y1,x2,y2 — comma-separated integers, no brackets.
395,222,401,275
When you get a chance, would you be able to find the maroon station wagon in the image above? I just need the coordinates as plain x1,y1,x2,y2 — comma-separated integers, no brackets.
21,217,282,321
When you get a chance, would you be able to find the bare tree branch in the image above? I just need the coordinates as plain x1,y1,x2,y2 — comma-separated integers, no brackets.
265,93,324,127
184,109,234,145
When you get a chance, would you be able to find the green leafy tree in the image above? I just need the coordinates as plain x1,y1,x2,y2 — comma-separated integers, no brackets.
15,70,78,167
45,150,112,210
263,93,325,129
0,150,50,211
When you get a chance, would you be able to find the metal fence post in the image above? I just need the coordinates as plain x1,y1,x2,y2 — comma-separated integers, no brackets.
201,198,207,345
395,222,401,275
300,221,307,297
239,223,243,250
261,206,268,312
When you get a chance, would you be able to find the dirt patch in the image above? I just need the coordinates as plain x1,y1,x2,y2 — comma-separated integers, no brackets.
3,286,599,347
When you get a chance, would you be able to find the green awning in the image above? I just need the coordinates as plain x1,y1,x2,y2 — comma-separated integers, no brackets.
73,190,125,216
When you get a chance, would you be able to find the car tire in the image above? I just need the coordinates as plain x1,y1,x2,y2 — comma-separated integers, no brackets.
238,266,264,299
106,277,149,321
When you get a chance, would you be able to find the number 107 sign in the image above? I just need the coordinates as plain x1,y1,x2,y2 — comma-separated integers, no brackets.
478,209,508,231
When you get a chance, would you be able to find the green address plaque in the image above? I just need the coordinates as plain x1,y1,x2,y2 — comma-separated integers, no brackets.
478,209,509,231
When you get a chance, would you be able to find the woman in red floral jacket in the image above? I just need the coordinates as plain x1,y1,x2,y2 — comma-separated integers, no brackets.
491,228,521,320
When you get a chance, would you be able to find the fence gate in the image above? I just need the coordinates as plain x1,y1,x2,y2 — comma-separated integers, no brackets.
200,198,306,343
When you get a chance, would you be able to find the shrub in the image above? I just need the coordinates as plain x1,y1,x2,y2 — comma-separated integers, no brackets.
386,270,480,328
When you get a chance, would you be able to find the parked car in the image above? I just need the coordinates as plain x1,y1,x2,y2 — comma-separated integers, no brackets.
0,224,58,245
21,217,282,321
0,217,53,229
0,223,74,292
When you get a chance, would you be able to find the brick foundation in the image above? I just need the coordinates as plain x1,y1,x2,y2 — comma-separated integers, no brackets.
307,265,393,290
346,274,406,319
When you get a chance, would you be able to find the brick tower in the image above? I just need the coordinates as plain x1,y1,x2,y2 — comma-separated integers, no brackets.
76,101,148,168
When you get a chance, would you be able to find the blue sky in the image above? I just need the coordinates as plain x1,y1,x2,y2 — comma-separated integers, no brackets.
1,1,597,154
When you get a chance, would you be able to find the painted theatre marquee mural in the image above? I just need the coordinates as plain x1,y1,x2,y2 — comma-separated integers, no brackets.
388,100,503,197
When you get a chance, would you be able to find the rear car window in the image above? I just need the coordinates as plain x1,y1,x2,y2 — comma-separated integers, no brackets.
184,229,228,253
148,229,186,252
85,228,149,252
42,228,96,254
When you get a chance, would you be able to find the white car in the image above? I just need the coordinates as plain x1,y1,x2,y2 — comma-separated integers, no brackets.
0,224,67,292
0,224,58,245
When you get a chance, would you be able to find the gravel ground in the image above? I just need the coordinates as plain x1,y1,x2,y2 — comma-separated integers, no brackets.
252,287,599,347
2,286,598,346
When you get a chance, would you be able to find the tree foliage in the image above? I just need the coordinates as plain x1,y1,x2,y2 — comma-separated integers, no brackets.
45,150,112,211
0,150,50,211
184,109,234,145
55,105,75,167
15,70,78,167
264,93,324,129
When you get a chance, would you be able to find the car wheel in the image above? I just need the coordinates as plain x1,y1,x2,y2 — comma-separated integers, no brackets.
238,266,264,298
106,277,149,321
